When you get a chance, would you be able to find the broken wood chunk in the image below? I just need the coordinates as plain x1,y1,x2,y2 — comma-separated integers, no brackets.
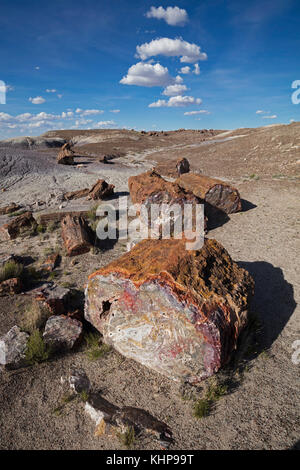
57,142,74,165
176,158,190,177
61,215,92,256
88,179,114,200
0,202,21,216
176,173,242,214
63,188,90,201
0,211,37,240
38,210,89,227
84,238,254,383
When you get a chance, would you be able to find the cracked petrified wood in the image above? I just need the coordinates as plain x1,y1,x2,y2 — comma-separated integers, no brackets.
88,179,115,200
57,142,74,165
128,170,204,235
0,211,37,240
176,173,242,214
61,215,92,256
84,238,254,383
176,158,190,176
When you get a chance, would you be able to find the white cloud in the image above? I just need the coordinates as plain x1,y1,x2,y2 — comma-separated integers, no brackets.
120,61,174,87
61,111,74,118
146,6,188,26
256,109,270,114
193,63,200,75
29,96,45,104
16,113,32,122
95,120,116,127
46,89,57,93
57,94,63,99
162,84,188,96
35,66,40,70
136,38,207,63
75,108,104,116
290,119,295,123
0,112,12,121
179,66,191,74
149,95,202,107
110,109,120,113
5,84,14,92
262,114,277,119
184,110,210,116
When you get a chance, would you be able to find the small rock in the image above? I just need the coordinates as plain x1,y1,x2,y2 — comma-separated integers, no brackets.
176,157,190,176
0,326,29,368
0,211,37,241
88,179,114,200
32,283,70,315
69,367,90,393
43,315,83,352
57,143,74,165
42,253,60,272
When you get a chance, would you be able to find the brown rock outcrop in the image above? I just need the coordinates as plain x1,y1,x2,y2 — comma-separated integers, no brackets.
61,215,92,256
57,142,74,165
84,238,254,383
0,211,37,240
176,173,242,214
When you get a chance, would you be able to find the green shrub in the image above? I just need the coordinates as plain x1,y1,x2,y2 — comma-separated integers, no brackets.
25,329,51,365
117,426,136,449
194,398,211,418
20,301,50,334
0,260,24,282
85,332,111,360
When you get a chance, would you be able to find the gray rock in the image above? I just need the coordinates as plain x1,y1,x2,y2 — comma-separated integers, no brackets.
0,326,29,368
69,367,90,393
43,315,82,352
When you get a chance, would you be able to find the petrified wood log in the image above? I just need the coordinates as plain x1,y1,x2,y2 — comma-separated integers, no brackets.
176,173,242,214
0,202,21,216
63,188,90,201
61,215,92,256
84,238,254,383
88,179,115,200
176,158,190,176
128,170,204,235
0,211,37,240
38,210,89,227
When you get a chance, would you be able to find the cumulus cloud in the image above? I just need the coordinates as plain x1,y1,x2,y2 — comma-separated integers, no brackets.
179,66,191,74
162,84,188,96
149,95,202,107
136,38,207,63
262,114,277,119
46,89,57,93
96,120,116,127
146,6,188,26
29,96,46,104
120,62,174,87
193,63,200,75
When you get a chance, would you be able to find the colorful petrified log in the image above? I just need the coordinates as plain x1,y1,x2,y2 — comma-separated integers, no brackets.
84,238,254,383
176,173,242,214
61,215,92,256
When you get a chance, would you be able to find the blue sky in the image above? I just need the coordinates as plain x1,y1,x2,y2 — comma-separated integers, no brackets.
0,0,299,138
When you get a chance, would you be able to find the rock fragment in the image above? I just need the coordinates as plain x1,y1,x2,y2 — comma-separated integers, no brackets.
43,315,82,352
31,282,70,315
176,158,190,176
69,367,91,394
57,142,74,165
0,277,23,296
88,179,115,200
0,203,22,216
0,211,37,240
0,326,29,368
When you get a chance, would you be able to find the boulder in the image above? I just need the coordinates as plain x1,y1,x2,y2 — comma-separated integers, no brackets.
0,326,29,368
0,277,23,296
61,215,93,256
0,203,21,216
176,173,242,214
176,158,190,176
57,142,74,165
84,238,254,383
0,211,37,240
43,315,83,352
88,179,115,200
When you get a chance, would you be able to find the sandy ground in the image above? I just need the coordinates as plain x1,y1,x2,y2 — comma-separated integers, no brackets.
0,125,299,450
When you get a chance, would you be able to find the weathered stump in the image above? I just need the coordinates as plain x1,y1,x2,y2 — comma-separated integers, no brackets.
61,215,92,256
57,142,74,165
88,179,115,200
84,238,254,383
0,211,37,240
176,173,242,214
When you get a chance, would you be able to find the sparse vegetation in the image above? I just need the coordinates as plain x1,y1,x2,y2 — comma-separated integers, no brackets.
36,224,45,234
25,329,51,365
0,260,23,282
20,301,50,334
47,221,58,232
8,210,26,218
87,205,98,222
85,332,111,360
79,390,90,402
117,426,136,449
193,379,228,419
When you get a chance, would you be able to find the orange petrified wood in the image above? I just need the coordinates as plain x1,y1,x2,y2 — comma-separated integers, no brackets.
85,238,254,383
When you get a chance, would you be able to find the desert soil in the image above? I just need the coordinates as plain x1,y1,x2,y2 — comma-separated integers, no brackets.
0,124,299,450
